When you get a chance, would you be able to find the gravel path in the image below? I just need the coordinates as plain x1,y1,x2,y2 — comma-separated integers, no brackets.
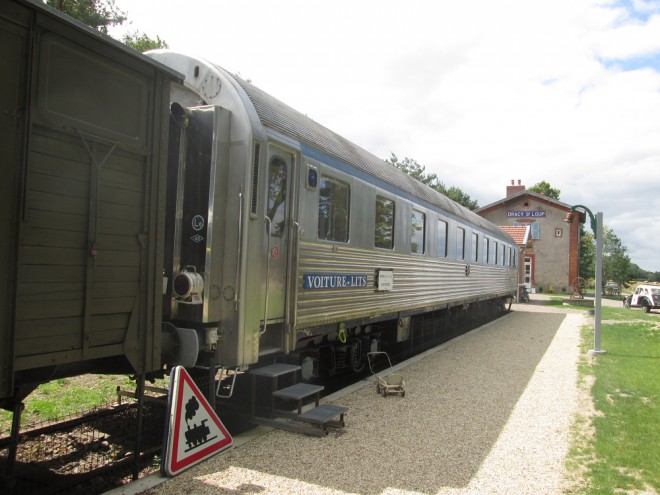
134,298,589,495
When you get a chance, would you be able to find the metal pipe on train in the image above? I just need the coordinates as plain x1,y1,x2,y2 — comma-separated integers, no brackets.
1,0,516,408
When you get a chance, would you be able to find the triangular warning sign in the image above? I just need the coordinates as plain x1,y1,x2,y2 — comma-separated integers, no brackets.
161,366,233,476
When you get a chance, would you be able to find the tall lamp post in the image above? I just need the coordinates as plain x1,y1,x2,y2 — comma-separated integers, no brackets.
564,205,606,355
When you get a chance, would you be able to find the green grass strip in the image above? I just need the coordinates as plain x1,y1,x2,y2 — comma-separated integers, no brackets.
570,307,659,494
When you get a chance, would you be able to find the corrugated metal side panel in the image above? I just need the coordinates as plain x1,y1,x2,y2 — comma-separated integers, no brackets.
295,241,516,329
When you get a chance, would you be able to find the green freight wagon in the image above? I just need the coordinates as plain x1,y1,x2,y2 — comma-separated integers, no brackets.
0,0,180,407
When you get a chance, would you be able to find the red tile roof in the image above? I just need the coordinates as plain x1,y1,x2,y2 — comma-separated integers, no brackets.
500,225,530,246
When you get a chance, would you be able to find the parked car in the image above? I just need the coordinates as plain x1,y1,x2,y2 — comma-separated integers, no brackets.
603,281,621,296
623,284,660,313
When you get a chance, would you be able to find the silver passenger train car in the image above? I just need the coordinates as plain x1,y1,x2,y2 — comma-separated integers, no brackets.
150,51,518,382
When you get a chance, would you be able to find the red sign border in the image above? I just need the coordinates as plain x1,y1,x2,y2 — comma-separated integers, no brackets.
162,366,233,476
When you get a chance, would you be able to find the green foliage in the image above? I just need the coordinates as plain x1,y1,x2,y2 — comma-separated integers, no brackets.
579,224,635,288
122,32,169,52
572,309,660,493
529,180,561,200
45,0,126,34
0,374,139,431
602,226,634,287
580,226,596,281
387,153,479,210
45,0,169,51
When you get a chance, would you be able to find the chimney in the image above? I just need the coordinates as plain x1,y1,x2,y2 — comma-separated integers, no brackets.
506,179,525,197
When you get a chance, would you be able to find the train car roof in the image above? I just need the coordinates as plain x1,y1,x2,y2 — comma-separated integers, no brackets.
223,68,511,242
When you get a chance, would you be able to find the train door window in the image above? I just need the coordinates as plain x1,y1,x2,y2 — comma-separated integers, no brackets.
471,233,479,263
505,246,511,267
318,175,350,242
456,227,465,260
411,210,425,254
499,243,505,265
437,219,448,257
267,157,287,236
375,196,395,249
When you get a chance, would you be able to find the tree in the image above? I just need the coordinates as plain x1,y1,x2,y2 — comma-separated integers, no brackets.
387,153,479,210
45,0,126,34
579,226,595,282
387,154,439,187
122,32,168,52
529,180,561,200
45,0,168,51
579,224,634,287
601,226,634,287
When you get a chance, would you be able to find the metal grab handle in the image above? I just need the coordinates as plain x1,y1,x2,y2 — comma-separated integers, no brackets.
261,217,272,335
234,187,243,311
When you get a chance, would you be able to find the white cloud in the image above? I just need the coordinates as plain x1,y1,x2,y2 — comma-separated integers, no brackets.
111,0,660,271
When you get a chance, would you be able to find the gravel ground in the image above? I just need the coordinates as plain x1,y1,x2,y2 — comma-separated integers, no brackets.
128,296,597,495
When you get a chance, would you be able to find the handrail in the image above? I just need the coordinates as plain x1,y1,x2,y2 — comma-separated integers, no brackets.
261,217,272,335
234,187,243,311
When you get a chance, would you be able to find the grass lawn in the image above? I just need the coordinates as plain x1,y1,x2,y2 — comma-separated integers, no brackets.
0,374,139,434
568,306,660,494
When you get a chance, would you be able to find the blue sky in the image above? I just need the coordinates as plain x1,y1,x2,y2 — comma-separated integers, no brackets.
110,0,660,271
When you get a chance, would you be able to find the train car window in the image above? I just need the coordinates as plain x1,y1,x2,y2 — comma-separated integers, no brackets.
483,237,490,264
411,210,425,254
499,243,505,265
375,196,395,249
267,157,287,237
491,241,498,264
318,176,350,242
471,233,479,263
456,227,465,260
437,219,448,257
505,246,511,266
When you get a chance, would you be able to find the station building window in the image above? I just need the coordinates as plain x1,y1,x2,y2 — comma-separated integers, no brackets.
437,219,448,257
318,176,350,242
375,195,395,249
411,210,425,254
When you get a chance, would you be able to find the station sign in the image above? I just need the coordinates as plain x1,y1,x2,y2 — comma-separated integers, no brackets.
161,366,233,476
507,210,546,218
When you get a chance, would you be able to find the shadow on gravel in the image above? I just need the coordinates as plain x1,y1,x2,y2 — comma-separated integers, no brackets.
158,310,568,495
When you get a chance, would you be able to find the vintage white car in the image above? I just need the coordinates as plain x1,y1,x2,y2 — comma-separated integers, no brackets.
624,284,660,313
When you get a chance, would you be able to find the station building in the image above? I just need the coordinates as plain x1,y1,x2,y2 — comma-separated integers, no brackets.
478,180,580,293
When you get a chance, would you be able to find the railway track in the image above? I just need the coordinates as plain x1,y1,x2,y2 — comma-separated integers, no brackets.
0,389,168,495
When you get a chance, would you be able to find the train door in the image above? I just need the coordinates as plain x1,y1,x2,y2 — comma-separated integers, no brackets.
524,256,533,290
263,148,296,326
